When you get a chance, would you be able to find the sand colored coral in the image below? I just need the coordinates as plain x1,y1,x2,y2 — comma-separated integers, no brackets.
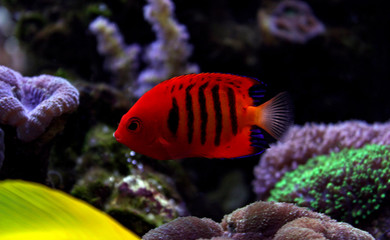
0,65,79,141
253,120,390,199
142,201,374,240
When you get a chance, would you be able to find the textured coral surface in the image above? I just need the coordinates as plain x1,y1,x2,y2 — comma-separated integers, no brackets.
0,65,79,141
268,144,390,225
253,121,390,200
143,201,374,240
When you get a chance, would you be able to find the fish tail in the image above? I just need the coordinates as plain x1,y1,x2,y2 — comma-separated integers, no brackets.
255,92,293,139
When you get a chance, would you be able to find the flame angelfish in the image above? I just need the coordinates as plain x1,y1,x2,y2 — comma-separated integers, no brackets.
115,73,293,160
0,180,140,240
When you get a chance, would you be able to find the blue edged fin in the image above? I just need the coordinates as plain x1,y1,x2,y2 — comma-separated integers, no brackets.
222,126,271,160
250,126,272,150
249,84,267,106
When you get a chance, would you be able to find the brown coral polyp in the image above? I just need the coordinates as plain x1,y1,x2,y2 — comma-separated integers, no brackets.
142,201,374,240
142,216,223,240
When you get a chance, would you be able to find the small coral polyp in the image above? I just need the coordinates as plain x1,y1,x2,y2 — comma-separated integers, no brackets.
0,65,79,142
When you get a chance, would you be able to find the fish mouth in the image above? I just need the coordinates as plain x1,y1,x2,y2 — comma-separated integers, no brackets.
113,131,121,142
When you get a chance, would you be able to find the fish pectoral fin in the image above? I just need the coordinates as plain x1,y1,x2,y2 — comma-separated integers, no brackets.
156,137,176,159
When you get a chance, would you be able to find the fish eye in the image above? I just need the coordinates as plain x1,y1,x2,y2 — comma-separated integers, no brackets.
127,117,142,133
128,122,138,130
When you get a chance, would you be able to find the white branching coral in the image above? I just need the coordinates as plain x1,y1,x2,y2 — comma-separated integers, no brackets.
89,16,141,89
89,0,199,97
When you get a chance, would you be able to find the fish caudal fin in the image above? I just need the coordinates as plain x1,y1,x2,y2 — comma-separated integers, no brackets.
255,92,293,139
0,180,140,240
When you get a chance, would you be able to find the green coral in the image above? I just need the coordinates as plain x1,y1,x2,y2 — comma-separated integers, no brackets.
268,144,390,225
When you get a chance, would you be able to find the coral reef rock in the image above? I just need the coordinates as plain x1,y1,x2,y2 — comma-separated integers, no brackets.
253,120,390,200
0,65,79,141
71,166,187,235
142,201,374,240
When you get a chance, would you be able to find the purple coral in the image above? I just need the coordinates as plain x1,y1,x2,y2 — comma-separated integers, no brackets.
258,0,325,44
253,120,390,200
0,65,79,142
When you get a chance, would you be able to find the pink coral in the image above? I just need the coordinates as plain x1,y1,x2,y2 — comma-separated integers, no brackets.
253,120,390,199
258,0,325,44
0,65,79,142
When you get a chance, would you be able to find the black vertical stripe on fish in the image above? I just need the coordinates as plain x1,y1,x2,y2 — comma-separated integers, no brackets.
185,84,195,144
198,82,209,145
167,97,179,136
227,87,238,136
211,84,222,146
170,85,175,93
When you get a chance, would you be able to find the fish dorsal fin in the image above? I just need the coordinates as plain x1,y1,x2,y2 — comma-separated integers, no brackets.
0,180,140,240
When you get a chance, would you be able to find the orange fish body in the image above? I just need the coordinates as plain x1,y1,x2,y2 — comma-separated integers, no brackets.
115,73,292,160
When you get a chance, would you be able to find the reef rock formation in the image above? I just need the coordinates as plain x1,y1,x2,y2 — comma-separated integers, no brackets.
0,65,79,142
143,201,374,240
